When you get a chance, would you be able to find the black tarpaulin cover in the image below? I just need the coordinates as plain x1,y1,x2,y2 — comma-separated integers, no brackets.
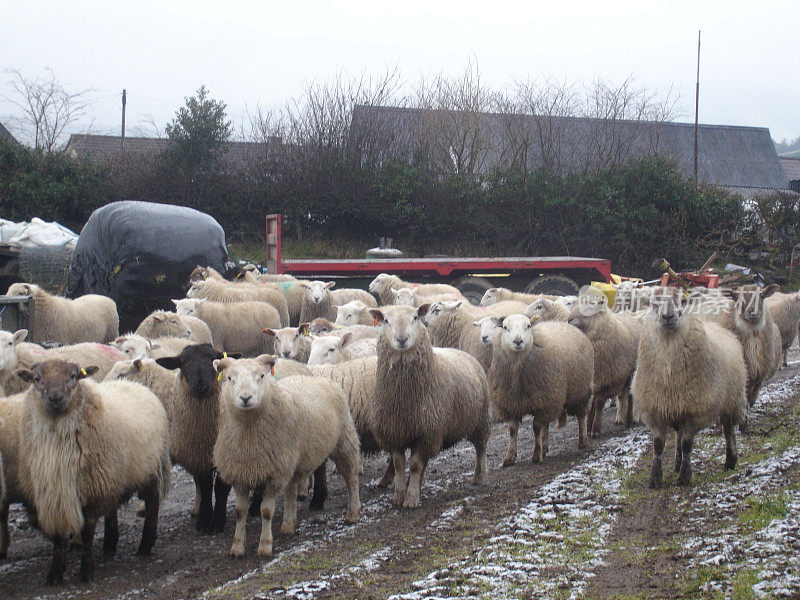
66,201,227,332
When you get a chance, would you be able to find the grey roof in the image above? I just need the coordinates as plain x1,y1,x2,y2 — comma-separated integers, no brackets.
351,105,789,190
0,122,19,145
781,157,800,182
65,134,278,167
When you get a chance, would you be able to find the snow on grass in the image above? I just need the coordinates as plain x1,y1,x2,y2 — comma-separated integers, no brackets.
388,429,651,600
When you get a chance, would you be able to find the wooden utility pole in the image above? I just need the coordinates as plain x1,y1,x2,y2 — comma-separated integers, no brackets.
693,31,701,181
121,88,127,150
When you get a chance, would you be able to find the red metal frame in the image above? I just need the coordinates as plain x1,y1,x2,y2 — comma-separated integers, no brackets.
265,213,611,283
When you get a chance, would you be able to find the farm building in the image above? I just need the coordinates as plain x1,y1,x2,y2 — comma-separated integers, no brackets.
350,105,791,200
0,121,19,145
781,156,800,193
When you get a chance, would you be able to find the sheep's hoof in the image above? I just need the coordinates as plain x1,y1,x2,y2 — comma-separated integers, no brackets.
256,544,273,558
279,522,296,535
402,494,420,509
724,455,738,470
647,477,662,489
392,491,406,507
677,472,692,487
229,545,245,558
78,562,94,583
501,456,516,468
344,509,360,524
46,568,64,585
297,491,308,501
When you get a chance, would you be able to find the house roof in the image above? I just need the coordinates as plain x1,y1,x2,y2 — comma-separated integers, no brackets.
65,134,278,167
0,122,19,145
350,105,789,191
781,157,800,182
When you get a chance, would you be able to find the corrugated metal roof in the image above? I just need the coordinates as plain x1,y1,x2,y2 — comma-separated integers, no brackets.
65,134,278,167
0,122,19,145
781,157,800,182
351,105,789,190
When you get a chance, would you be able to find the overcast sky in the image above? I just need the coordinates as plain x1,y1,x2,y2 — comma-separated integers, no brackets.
1,0,798,146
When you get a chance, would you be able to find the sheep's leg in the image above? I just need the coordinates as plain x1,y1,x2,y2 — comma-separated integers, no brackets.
309,461,328,510
210,474,232,533
391,450,408,507
192,483,201,517
257,488,279,557
281,480,299,535
0,499,10,558
78,517,98,583
577,413,588,449
250,487,265,517
502,419,520,467
403,448,430,509
138,482,160,555
103,510,119,556
615,395,626,424
196,471,214,532
783,348,789,369
377,456,395,488
532,422,544,464
47,536,67,585
677,433,695,487
722,416,739,470
674,428,684,473
542,423,550,457
592,397,607,437
230,486,249,557
296,476,309,501
624,391,634,428
648,431,665,489
331,449,361,524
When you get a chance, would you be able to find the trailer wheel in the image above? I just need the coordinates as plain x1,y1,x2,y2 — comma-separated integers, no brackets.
454,276,494,306
525,274,580,297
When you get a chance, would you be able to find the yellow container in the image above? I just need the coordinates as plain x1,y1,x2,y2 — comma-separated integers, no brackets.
590,282,617,306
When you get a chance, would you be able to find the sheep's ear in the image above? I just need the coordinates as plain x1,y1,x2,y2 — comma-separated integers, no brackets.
80,366,100,379
262,328,276,337
112,336,126,346
762,284,780,298
149,342,161,351
213,357,235,373
298,281,310,288
339,332,353,348
16,368,35,383
390,288,398,298
13,329,28,344
171,299,181,306
195,298,206,305
417,303,431,318
298,323,310,336
497,316,506,326
132,357,145,371
152,313,165,323
369,309,385,325
325,281,335,289
453,301,462,310
216,350,241,360
155,356,182,371
256,354,277,367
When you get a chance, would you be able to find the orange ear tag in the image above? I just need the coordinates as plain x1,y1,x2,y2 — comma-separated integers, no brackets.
373,316,380,327
270,364,275,377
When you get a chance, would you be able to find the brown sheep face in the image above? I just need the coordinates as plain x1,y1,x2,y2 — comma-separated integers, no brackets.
264,326,309,360
156,344,237,399
723,284,780,325
17,359,98,417
370,304,430,352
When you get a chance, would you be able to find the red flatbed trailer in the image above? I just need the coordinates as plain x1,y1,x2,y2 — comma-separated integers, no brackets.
265,214,611,302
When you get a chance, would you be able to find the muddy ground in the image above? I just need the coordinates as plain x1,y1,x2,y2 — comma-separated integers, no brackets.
2,348,800,600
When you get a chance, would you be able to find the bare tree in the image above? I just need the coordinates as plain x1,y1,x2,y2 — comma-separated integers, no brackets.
4,68,93,152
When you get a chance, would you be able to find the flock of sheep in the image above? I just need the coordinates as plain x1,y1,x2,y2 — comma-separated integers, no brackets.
0,267,799,587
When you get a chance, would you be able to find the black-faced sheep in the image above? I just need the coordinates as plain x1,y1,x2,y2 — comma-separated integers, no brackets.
213,356,361,557
632,287,747,487
17,360,170,583
368,304,490,509
6,283,118,344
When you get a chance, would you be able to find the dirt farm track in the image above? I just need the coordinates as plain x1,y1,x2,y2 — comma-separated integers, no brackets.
2,349,800,599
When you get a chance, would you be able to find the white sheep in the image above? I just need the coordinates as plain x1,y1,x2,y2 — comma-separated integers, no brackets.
17,360,170,583
213,356,361,557
263,325,312,363
134,310,213,344
173,298,280,357
307,333,377,365
0,391,28,558
368,273,459,306
112,333,194,360
632,287,747,487
489,314,594,464
479,287,551,307
335,300,375,326
765,291,800,367
6,283,118,344
186,278,290,327
368,304,490,509
524,298,571,322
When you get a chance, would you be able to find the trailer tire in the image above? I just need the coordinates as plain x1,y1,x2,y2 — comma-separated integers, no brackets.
525,274,579,297
454,276,494,306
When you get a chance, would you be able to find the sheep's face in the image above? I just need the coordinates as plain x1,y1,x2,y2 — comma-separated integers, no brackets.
498,314,533,353
473,317,500,345
308,318,338,335
523,299,550,320
303,280,334,305
307,333,353,366
17,359,98,417
558,296,578,311
724,284,780,326
173,299,200,318
368,274,390,294
147,310,193,339
335,301,367,326
113,335,152,360
0,329,26,372
422,301,461,328
156,344,231,399
264,326,309,360
650,287,685,330
371,305,429,352
392,288,417,306
6,283,35,297
104,357,148,382
480,288,499,307
185,280,210,299
189,266,210,284
215,356,275,411
567,295,606,330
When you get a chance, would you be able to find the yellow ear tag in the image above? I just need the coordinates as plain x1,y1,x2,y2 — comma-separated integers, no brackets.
80,368,87,377
217,371,224,381
373,316,380,327
270,364,275,377
222,352,227,358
